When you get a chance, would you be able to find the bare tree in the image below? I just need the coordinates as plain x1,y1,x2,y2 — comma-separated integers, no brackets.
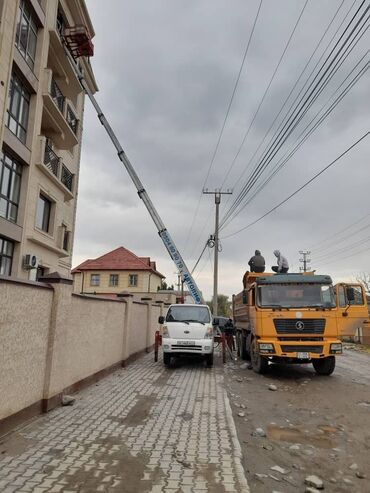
355,272,370,294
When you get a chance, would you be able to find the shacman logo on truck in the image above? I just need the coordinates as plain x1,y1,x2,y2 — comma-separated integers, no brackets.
295,321,305,330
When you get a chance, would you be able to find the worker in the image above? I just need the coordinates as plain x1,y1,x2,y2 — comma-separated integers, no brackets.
272,250,289,273
248,250,265,273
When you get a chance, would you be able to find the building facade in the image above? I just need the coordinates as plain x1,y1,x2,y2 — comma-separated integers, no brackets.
0,0,97,280
72,247,165,298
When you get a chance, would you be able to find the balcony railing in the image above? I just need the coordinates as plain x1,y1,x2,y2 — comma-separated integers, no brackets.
50,78,65,113
44,143,60,177
61,165,73,191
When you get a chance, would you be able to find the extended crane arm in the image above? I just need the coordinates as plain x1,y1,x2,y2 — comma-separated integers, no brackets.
64,48,203,304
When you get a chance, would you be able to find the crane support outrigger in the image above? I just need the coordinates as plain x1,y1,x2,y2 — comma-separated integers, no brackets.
62,38,203,304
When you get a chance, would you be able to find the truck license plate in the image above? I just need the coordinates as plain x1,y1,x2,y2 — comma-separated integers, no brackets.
177,341,195,346
297,352,310,359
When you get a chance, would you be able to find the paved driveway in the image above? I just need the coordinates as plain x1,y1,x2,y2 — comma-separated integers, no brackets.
0,353,249,493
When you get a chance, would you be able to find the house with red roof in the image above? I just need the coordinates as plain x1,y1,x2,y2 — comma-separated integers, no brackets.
72,247,166,297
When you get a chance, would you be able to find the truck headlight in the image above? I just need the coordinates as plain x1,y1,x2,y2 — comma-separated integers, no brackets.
162,326,169,338
205,327,213,338
259,343,274,353
330,343,342,354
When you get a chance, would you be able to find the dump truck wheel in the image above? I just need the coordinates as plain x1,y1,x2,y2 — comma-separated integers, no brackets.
163,353,171,367
312,356,335,376
251,337,269,374
240,332,248,360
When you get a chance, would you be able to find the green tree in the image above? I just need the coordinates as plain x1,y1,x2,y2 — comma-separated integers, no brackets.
206,294,232,317
158,280,174,291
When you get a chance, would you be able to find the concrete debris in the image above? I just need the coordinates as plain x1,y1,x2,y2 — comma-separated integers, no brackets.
289,444,300,452
262,443,273,451
329,478,337,483
269,474,281,482
349,463,358,470
343,478,353,485
357,401,370,408
240,404,246,409
237,412,245,418
356,471,366,479
234,403,241,408
270,465,288,474
254,427,266,437
239,363,249,370
304,475,324,489
255,473,268,480
268,384,278,391
61,395,75,406
237,377,243,382
305,488,321,493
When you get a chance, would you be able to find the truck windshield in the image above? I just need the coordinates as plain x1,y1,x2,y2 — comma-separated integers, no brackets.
166,306,211,323
257,283,336,308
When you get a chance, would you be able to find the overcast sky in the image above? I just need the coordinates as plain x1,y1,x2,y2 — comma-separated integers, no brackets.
73,0,370,300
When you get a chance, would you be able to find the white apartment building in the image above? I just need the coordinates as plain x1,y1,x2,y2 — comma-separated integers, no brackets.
0,0,97,280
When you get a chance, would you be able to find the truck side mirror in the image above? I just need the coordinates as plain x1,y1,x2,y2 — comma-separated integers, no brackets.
346,287,355,304
213,317,220,326
242,291,247,304
158,316,165,324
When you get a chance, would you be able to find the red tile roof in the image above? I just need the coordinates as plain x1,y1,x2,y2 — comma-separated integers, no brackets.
72,247,164,277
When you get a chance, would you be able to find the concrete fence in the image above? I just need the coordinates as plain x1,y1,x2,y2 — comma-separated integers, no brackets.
0,273,166,435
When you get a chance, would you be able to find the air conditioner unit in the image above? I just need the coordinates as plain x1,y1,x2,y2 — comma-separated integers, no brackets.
24,254,39,270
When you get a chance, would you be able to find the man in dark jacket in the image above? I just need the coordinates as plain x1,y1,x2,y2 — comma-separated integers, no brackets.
248,250,265,273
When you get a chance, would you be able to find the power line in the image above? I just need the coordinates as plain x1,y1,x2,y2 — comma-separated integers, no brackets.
220,1,369,229
220,52,370,223
220,0,310,188
182,0,263,254
220,131,370,239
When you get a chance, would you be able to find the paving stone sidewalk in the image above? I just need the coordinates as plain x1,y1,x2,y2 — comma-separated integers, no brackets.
0,353,249,493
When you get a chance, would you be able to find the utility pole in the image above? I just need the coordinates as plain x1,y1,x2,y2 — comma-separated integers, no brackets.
299,250,311,273
203,189,232,316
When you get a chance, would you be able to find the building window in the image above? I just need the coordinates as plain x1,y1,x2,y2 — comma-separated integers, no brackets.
36,194,52,232
109,274,119,287
0,152,22,223
90,274,100,286
6,72,30,144
15,0,38,69
128,274,138,287
0,237,14,276
61,225,70,252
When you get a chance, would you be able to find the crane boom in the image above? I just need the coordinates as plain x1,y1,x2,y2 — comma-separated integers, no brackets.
64,48,203,304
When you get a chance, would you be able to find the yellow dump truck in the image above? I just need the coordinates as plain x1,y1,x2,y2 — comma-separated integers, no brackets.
233,272,368,375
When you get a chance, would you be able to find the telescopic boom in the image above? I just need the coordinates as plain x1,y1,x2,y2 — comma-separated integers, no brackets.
64,48,203,304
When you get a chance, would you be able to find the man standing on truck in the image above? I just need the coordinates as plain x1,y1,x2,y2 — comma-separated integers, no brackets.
272,250,289,273
248,250,265,273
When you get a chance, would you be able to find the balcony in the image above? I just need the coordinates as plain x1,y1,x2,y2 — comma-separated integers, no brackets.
36,136,74,201
42,69,79,150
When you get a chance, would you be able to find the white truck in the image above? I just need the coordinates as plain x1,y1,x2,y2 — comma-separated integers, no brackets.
159,304,214,366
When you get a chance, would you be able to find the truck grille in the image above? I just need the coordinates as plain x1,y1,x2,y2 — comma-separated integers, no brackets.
171,345,203,351
274,319,325,334
281,345,323,353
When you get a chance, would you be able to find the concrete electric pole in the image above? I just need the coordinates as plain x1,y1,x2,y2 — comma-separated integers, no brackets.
299,250,311,273
203,189,232,316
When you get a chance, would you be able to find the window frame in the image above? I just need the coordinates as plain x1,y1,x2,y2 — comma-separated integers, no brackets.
6,72,30,144
0,236,14,276
15,0,38,70
128,274,138,287
0,152,22,223
90,274,100,287
109,274,119,287
36,193,52,233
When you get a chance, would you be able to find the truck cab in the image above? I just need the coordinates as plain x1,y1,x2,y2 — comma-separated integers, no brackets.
233,272,368,375
159,304,214,367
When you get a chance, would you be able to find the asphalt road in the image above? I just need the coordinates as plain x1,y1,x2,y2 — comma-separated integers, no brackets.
225,347,370,493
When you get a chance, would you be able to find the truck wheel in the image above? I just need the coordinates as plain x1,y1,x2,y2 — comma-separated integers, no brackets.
312,356,335,376
205,353,214,367
240,332,248,360
163,353,171,367
251,337,269,374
